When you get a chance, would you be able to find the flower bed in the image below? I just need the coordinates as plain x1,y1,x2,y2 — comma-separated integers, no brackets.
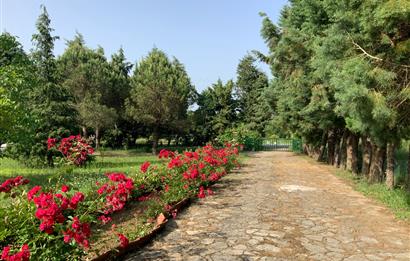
0,144,240,260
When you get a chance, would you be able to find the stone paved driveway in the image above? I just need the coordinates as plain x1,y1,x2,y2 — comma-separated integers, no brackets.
125,152,410,261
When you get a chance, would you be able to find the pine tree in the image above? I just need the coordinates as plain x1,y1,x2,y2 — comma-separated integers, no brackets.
258,0,410,188
126,48,194,154
58,33,118,148
29,5,77,165
235,54,271,136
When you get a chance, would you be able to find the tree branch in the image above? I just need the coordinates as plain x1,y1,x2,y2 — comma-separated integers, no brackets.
350,38,384,61
348,35,410,68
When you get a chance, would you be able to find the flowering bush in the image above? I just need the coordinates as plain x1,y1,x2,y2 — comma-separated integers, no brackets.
0,185,86,260
47,135,94,166
1,244,30,261
96,173,134,223
0,144,240,260
0,176,29,193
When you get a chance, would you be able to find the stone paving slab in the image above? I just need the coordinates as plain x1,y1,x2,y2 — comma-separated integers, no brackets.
124,152,410,261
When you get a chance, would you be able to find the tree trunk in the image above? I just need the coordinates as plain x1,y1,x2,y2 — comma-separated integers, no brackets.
339,129,348,169
368,142,385,183
361,136,372,177
152,126,159,155
318,132,328,162
47,153,54,167
385,142,396,189
327,130,336,165
407,144,410,191
167,137,171,146
346,131,359,175
82,126,88,138
303,143,310,155
95,127,100,149
333,137,340,168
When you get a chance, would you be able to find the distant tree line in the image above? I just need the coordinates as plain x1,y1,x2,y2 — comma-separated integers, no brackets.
257,0,410,189
0,6,271,165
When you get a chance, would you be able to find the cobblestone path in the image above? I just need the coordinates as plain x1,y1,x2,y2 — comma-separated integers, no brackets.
125,152,410,261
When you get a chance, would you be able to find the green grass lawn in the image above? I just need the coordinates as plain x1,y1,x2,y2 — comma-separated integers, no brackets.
0,150,159,193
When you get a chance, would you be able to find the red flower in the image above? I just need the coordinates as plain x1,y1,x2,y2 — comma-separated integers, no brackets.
27,186,41,201
97,184,108,195
98,215,112,224
61,185,69,193
117,233,129,248
158,149,175,159
1,244,30,261
171,209,178,219
63,217,91,248
69,192,85,209
49,135,94,166
0,176,29,193
197,186,206,198
198,162,206,169
47,138,57,150
140,161,151,173
167,156,183,169
98,173,134,215
189,168,199,179
182,172,190,180
1,246,10,260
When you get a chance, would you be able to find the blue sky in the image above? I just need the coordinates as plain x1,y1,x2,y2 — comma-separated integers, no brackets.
1,0,287,91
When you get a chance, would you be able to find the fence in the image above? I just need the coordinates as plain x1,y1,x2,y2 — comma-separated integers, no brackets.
261,139,302,152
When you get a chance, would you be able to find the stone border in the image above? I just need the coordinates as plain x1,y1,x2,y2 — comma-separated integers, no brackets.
92,198,192,261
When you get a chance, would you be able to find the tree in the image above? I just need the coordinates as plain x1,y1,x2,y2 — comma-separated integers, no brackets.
78,94,117,148
126,48,194,154
0,33,34,138
58,33,119,148
208,79,236,135
29,5,77,165
258,0,410,189
235,54,271,136
107,48,132,112
103,48,134,148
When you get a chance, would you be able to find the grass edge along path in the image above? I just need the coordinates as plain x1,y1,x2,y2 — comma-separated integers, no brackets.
298,153,410,222
335,170,410,222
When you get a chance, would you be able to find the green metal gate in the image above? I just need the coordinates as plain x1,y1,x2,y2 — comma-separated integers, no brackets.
262,139,303,152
